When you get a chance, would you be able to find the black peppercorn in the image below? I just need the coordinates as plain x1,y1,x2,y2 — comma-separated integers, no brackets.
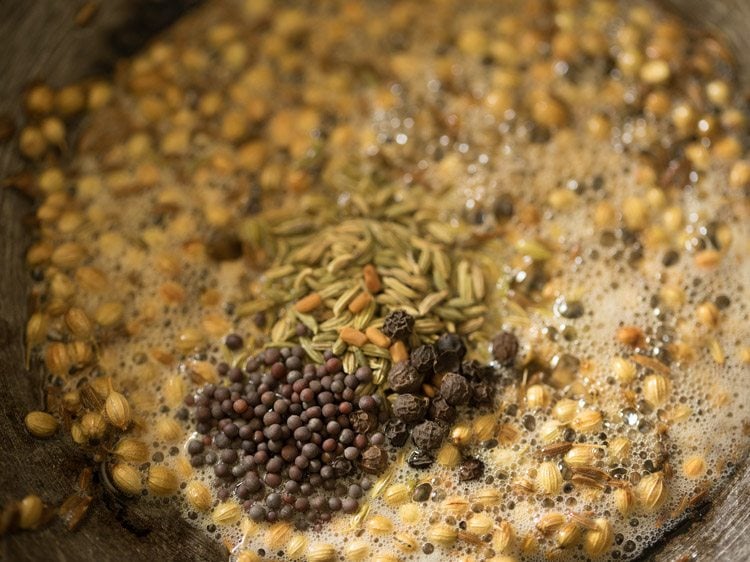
383,418,409,447
387,361,423,393
349,410,376,433
382,310,415,341
461,359,494,380
470,382,493,405
392,394,428,423
410,344,436,376
436,333,466,359
440,373,471,406
458,457,484,481
360,445,388,474
407,450,434,469
428,396,456,423
492,331,518,366
412,420,446,450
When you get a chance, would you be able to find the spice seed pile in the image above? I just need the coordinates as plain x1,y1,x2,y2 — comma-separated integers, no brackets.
5,0,750,561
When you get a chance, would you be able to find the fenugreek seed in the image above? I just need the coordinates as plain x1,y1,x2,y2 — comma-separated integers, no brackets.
537,461,563,494
526,384,550,409
398,503,421,524
608,437,631,462
105,391,131,430
213,501,241,525
294,292,323,313
287,534,308,558
536,512,566,534
427,522,458,546
113,438,149,463
466,513,493,536
344,540,371,560
683,456,707,479
18,495,44,530
611,356,636,384
148,466,179,496
382,483,410,507
364,326,391,348
643,374,670,407
340,326,368,347
552,398,578,423
81,412,107,439
389,340,408,363
24,411,58,438
348,291,372,314
442,495,470,515
366,514,393,535
112,463,142,496
307,543,336,562
697,302,720,328
584,518,613,556
614,487,634,516
556,521,581,548
616,326,643,347
636,471,666,511
572,409,603,433
185,480,212,511
493,520,514,553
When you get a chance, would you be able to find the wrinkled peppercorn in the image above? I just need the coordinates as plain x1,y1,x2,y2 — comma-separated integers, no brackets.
428,395,456,423
458,457,484,481
440,373,471,406
470,382,493,405
382,310,415,341
433,350,461,375
349,410,376,434
492,331,518,366
392,394,428,423
360,445,388,474
461,359,494,380
436,333,466,359
410,344,436,376
387,361,423,393
407,450,434,469
412,420,446,450
383,418,409,447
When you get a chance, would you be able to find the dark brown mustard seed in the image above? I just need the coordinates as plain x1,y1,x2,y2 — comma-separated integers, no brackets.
440,373,471,406
382,310,415,341
387,361,423,393
412,420,447,450
492,331,519,366
225,333,244,350
392,393,428,423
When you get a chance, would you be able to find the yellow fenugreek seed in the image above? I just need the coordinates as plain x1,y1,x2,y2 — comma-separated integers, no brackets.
113,438,149,463
147,465,180,496
537,462,563,495
609,437,631,462
614,487,634,516
552,398,578,423
643,374,670,407
366,514,393,535
18,495,44,530
427,522,458,546
363,264,382,293
105,391,131,430
683,456,707,479
696,302,720,328
611,357,636,384
466,513,493,536
213,501,241,525
556,521,581,548
389,340,408,362
635,472,666,511
111,463,142,496
536,512,566,534
307,543,336,562
295,292,323,313
185,480,212,511
344,540,371,560
383,483,410,507
584,518,614,556
437,443,462,468
24,411,58,438
364,326,390,348
340,326,368,347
